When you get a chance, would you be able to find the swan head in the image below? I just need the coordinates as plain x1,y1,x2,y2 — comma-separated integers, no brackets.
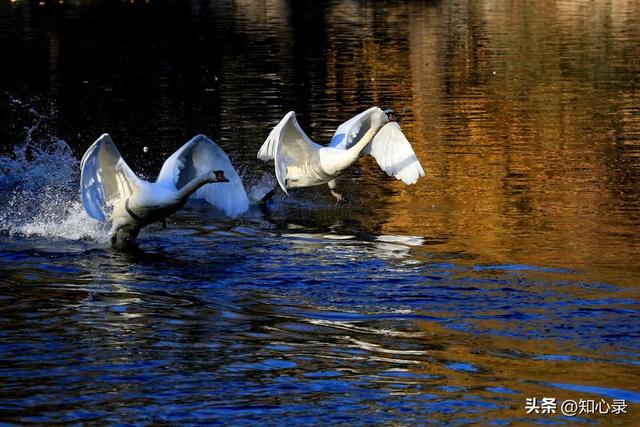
209,170,230,183
383,109,398,122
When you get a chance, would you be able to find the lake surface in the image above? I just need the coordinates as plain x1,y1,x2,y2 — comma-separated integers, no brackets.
1,0,639,425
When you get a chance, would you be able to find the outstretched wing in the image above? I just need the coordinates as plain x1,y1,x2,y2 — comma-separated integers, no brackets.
257,111,322,193
157,134,248,217
367,122,425,185
329,107,386,151
80,133,141,221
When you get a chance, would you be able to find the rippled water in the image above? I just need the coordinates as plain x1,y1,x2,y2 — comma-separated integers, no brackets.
1,0,639,425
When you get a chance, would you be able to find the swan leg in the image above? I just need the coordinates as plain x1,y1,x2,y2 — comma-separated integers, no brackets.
161,218,167,230
109,223,119,245
328,180,343,204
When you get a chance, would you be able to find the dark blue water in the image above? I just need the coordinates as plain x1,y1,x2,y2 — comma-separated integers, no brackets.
1,0,639,425
2,209,638,425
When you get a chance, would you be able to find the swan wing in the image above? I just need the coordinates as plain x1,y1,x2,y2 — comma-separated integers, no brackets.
80,133,141,221
157,134,249,217
329,107,385,150
368,122,425,185
257,111,322,193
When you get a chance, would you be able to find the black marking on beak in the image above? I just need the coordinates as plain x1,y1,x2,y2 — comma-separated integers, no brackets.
384,108,398,122
214,170,230,182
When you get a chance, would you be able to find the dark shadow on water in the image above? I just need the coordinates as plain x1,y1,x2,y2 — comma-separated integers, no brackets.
107,240,166,263
1,0,640,425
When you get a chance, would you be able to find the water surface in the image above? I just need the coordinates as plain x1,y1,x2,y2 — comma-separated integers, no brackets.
1,0,639,425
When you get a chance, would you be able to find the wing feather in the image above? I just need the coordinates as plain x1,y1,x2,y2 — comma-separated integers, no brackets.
368,122,425,185
80,134,140,221
157,135,249,217
329,107,384,150
257,111,321,193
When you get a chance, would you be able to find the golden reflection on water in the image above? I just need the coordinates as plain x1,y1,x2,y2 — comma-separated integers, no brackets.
319,0,640,284
2,1,639,424
411,319,640,423
12,0,638,287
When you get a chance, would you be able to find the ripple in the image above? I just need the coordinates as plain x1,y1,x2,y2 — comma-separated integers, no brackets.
1,0,640,424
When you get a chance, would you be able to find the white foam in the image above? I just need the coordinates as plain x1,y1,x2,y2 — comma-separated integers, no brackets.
11,200,109,242
0,136,109,242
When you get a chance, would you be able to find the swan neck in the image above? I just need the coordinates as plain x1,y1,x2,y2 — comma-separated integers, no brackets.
176,172,211,200
349,123,383,155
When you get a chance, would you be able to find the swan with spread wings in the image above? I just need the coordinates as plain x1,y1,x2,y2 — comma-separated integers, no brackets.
257,107,424,202
80,133,249,245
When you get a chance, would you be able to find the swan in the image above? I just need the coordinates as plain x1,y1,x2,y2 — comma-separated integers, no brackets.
257,107,425,202
80,133,249,245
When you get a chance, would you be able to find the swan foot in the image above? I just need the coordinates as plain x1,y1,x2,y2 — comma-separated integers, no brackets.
330,189,344,205
328,180,344,205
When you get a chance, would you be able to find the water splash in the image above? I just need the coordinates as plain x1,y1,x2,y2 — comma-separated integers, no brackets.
7,199,109,241
247,172,277,203
0,105,109,241
244,172,328,208
0,136,76,191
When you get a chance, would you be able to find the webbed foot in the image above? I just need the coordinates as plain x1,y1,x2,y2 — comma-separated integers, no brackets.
330,189,344,205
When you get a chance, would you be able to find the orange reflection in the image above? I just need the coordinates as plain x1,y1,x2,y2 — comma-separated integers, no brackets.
321,0,639,286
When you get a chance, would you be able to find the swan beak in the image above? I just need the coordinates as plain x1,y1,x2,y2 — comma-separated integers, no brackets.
214,170,230,182
383,108,398,122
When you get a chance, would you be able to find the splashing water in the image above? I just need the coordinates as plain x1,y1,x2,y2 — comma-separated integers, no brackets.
0,131,108,242
244,172,330,209
7,199,109,241
0,115,274,241
247,172,277,203
0,137,76,191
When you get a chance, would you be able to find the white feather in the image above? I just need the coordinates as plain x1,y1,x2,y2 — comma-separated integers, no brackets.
368,122,425,185
257,112,324,193
81,133,249,244
257,107,425,199
158,134,249,217
80,134,141,221
329,107,381,150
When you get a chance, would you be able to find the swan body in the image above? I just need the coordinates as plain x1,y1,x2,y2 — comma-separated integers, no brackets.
81,133,249,245
257,107,424,201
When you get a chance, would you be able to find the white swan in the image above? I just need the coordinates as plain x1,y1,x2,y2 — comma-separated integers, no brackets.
81,133,249,245
257,107,424,202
